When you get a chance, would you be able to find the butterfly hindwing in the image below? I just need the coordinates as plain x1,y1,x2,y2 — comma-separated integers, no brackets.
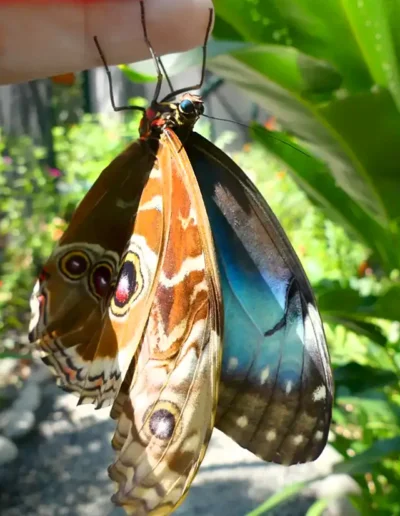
108,128,222,515
187,132,333,465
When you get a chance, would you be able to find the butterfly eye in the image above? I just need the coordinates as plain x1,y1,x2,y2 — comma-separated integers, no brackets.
89,262,113,298
179,99,195,115
110,251,143,317
143,401,181,441
59,250,91,280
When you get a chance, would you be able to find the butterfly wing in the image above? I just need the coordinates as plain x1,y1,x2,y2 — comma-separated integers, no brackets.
187,132,333,465
29,140,162,407
109,128,222,515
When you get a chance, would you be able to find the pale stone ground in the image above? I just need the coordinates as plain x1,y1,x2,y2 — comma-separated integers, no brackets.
0,363,359,516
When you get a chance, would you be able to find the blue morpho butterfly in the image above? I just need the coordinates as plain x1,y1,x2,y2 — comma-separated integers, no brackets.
28,2,333,514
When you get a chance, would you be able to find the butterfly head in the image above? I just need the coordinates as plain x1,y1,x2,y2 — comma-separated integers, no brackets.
176,93,204,121
140,93,204,139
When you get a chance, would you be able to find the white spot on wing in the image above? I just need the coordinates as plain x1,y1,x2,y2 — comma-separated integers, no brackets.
237,416,248,428
285,381,293,394
118,273,130,297
178,206,197,228
228,357,238,371
312,385,327,402
260,366,270,384
139,195,162,212
315,430,324,441
153,418,171,437
265,429,276,441
116,198,139,209
292,434,304,446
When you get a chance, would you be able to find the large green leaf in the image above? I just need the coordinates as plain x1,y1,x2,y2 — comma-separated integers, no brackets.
318,89,400,224
341,0,400,110
250,124,397,270
372,285,400,321
226,45,342,100
120,40,252,84
213,0,372,90
211,0,400,230
207,51,389,220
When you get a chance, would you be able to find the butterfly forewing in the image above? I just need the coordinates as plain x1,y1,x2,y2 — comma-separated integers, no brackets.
29,140,160,407
78,158,165,407
187,132,333,465
108,129,222,515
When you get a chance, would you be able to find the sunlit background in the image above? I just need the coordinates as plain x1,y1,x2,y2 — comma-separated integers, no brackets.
2,1,400,515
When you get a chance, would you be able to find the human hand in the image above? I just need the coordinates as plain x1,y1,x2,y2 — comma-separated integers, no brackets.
0,0,213,85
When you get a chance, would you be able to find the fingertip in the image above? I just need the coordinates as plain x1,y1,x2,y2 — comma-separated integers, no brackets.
88,0,214,70
0,0,214,85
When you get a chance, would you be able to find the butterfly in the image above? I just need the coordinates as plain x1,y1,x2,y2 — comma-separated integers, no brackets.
28,3,333,514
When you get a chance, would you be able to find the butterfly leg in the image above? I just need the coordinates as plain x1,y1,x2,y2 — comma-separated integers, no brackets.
93,36,145,113
93,1,165,111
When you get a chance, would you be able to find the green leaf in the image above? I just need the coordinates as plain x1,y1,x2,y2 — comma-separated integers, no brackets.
0,352,31,359
121,40,252,83
325,317,387,346
317,283,400,322
245,481,310,516
250,124,397,270
213,0,372,90
207,52,389,222
305,499,330,516
318,89,400,225
371,285,400,321
334,363,399,393
341,0,400,110
211,0,400,238
225,45,342,100
333,437,400,475
337,393,400,429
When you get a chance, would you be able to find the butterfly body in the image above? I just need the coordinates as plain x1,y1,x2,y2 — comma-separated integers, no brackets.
29,93,332,513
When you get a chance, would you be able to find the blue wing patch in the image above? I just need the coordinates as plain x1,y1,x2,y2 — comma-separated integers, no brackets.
188,133,333,465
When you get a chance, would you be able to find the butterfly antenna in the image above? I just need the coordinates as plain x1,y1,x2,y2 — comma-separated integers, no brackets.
93,36,145,112
202,113,311,157
139,0,163,102
161,7,213,102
